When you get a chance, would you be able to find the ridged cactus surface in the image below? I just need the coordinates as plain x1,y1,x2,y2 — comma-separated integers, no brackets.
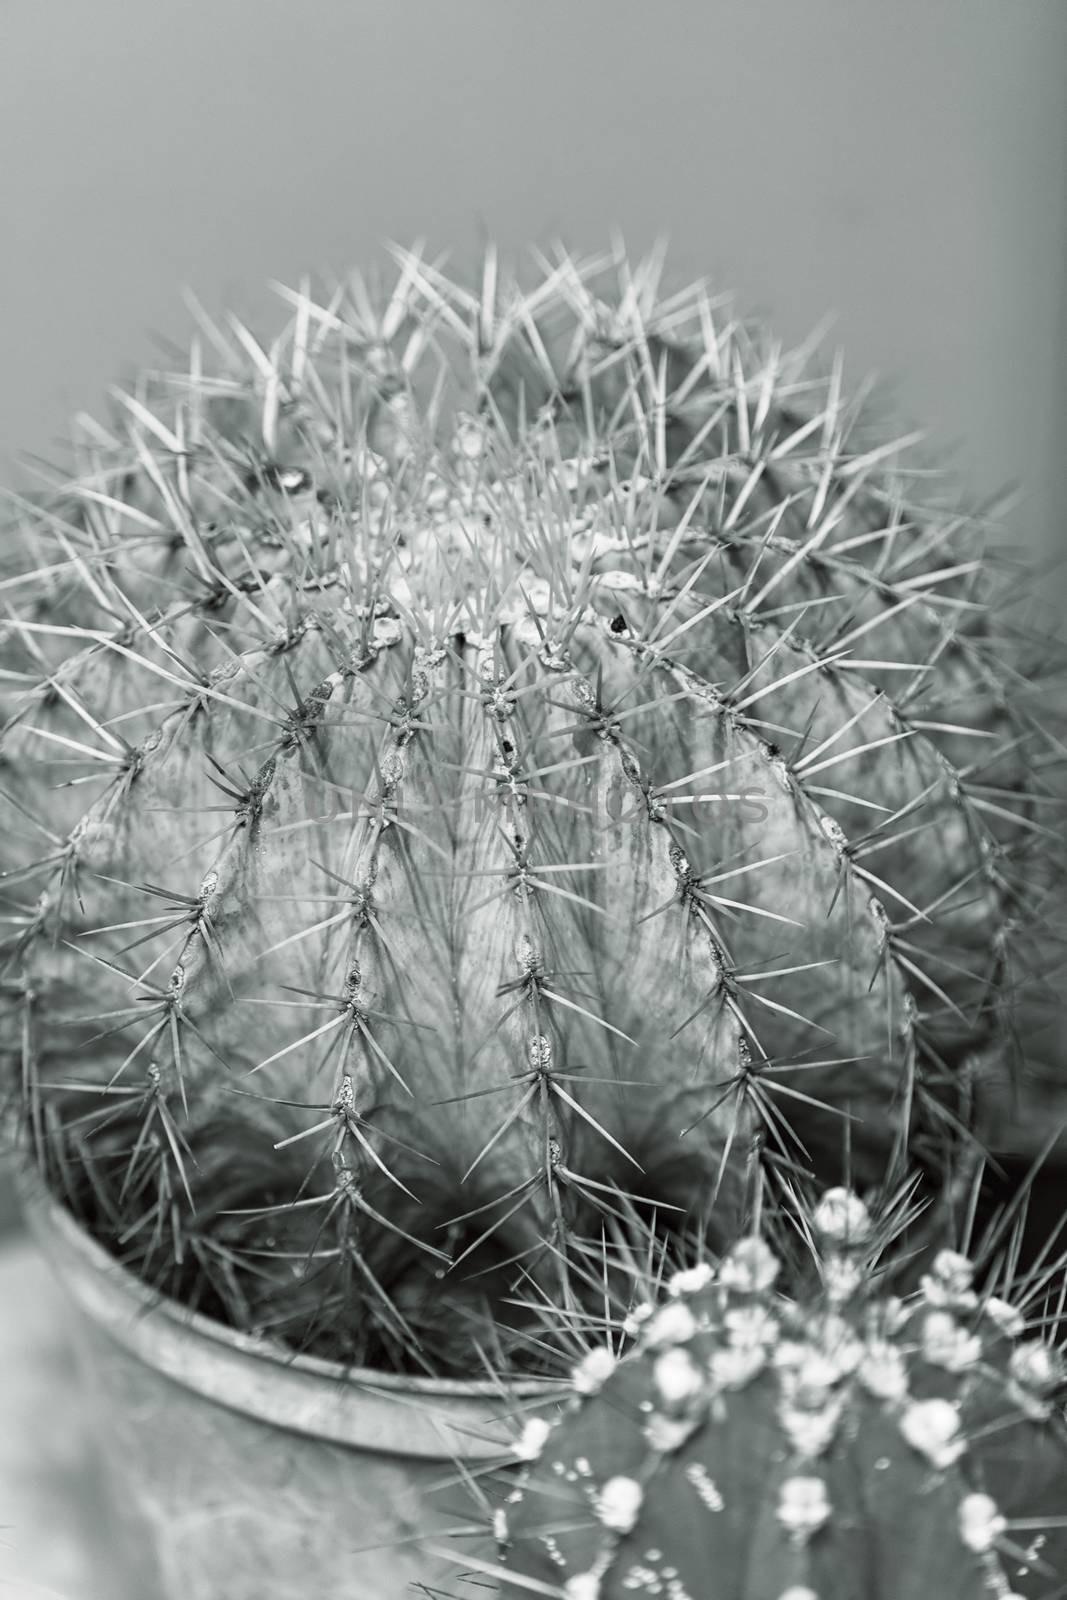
0,244,1062,1369
496,1191,1067,1600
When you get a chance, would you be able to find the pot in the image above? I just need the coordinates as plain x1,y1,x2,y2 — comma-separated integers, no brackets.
15,1162,561,1600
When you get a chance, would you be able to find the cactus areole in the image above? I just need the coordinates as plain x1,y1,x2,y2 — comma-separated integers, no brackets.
0,243,1059,1375
497,1199,1067,1600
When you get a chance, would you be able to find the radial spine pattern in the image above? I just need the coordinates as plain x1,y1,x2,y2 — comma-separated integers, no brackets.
0,242,1061,1369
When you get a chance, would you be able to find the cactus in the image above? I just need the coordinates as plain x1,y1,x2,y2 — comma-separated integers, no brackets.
0,242,1063,1372
493,1187,1067,1600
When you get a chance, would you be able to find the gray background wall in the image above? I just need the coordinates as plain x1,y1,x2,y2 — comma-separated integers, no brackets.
1,0,1065,562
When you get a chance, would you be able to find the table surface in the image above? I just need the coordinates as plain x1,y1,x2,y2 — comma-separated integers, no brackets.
0,1235,140,1600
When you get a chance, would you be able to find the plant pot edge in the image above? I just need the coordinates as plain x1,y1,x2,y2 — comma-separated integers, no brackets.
12,1154,563,1462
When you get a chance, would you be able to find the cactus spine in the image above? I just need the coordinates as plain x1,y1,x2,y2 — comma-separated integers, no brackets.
0,243,1062,1371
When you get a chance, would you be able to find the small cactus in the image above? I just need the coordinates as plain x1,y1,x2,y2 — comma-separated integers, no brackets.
0,243,1063,1370
496,1189,1067,1600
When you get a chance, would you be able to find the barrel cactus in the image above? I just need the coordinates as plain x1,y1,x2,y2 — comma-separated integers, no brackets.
0,242,1062,1371
492,1187,1067,1600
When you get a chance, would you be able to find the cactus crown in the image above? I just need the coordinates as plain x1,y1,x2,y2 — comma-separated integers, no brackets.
1,242,1063,1373
493,1186,1067,1600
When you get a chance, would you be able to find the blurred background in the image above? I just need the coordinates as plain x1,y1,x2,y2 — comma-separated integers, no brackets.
2,2,1065,557
0,2,1065,1594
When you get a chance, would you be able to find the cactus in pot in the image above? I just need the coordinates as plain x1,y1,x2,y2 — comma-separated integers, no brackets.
487,1185,1067,1600
0,241,1063,1374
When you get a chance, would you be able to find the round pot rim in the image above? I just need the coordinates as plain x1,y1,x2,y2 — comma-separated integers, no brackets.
14,1155,563,1459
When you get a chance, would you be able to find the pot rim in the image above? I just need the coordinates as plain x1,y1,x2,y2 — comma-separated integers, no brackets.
14,1155,563,1459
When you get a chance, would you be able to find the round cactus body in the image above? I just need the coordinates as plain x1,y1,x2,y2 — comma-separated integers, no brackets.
497,1194,1067,1600
0,245,1062,1369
